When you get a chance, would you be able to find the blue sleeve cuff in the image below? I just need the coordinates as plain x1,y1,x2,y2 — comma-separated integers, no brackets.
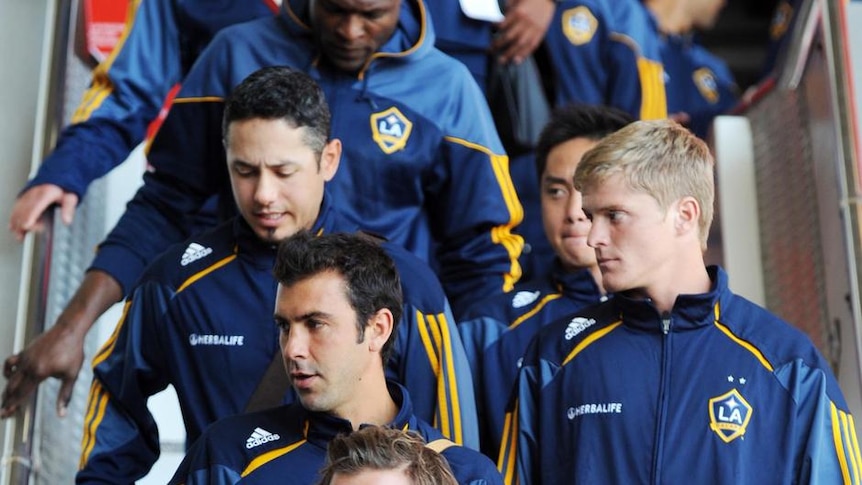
89,243,149,297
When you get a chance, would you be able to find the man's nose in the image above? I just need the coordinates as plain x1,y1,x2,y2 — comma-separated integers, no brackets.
336,14,364,42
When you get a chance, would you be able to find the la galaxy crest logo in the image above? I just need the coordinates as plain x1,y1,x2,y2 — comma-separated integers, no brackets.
770,1,793,40
708,389,752,443
370,107,412,154
562,6,597,46
693,68,719,104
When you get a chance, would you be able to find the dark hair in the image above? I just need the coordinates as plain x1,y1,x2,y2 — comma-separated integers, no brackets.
534,104,635,178
274,231,402,363
222,66,331,156
318,426,458,485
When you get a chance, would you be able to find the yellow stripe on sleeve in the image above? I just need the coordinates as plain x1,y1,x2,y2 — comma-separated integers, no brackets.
487,152,525,292
91,300,132,367
840,410,860,483
435,312,463,444
176,254,237,293
426,313,449,436
241,439,307,478
71,0,143,123
79,381,110,469
443,136,524,292
849,414,862,481
636,57,668,120
78,381,102,468
562,321,623,366
416,310,440,375
510,293,562,330
832,403,854,484
713,321,774,371
171,96,225,104
426,438,457,453
498,399,520,485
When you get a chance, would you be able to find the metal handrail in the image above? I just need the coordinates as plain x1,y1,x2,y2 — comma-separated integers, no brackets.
2,0,75,483
823,0,862,391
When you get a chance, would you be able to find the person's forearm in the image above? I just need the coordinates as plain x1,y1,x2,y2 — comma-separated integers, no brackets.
56,269,123,335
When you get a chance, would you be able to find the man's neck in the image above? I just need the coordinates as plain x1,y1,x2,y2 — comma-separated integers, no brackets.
644,259,711,314
588,265,606,296
334,373,399,431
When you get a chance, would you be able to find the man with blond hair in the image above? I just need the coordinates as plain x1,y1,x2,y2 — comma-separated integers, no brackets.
318,426,458,485
458,104,632,458
499,119,860,484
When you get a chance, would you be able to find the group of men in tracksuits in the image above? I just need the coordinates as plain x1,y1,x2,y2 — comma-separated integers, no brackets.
3,0,854,483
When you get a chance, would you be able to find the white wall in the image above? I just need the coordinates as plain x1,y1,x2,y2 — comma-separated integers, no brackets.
0,0,48,477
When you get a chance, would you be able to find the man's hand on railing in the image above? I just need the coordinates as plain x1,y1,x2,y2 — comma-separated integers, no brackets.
8,184,78,242
1,322,86,418
1,270,123,418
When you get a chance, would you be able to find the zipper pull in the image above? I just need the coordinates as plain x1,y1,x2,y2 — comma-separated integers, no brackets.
661,313,671,334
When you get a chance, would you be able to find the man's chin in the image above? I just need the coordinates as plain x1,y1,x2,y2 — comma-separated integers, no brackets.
255,226,301,244
298,395,329,413
330,60,363,74
322,51,365,73
255,229,283,244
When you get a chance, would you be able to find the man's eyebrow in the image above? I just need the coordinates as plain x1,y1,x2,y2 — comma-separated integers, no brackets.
231,159,301,168
274,311,332,324
542,175,571,185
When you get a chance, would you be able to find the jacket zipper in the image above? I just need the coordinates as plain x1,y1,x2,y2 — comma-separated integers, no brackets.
651,313,672,484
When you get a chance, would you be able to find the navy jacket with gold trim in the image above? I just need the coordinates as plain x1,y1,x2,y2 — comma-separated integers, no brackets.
662,35,738,139
545,0,668,120
27,0,497,201
169,383,501,484
88,0,523,318
458,262,604,458
25,0,275,199
76,196,478,484
499,266,859,484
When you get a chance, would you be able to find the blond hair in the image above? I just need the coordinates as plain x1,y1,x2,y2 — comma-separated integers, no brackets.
317,426,458,485
573,119,715,249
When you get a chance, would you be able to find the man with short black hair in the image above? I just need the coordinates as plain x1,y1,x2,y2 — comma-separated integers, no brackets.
85,0,523,323
170,231,501,484
459,104,631,458
76,67,477,483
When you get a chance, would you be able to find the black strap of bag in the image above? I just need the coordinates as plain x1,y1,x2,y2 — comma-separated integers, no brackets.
244,353,292,413
487,18,552,157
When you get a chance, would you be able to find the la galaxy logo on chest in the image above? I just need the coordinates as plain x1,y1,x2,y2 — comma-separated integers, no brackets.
370,106,413,154
708,378,753,443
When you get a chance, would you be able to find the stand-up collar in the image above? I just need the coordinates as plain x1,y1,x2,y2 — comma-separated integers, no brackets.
233,190,350,269
233,218,277,270
612,266,728,332
551,260,604,303
303,381,416,447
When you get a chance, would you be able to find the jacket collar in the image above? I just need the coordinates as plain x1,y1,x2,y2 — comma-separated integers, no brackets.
233,218,277,270
612,266,727,332
551,260,604,304
233,190,350,269
313,190,352,235
302,381,416,447
280,0,434,78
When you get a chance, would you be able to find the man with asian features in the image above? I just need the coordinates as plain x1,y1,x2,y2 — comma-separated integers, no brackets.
458,104,632,458
498,119,861,484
